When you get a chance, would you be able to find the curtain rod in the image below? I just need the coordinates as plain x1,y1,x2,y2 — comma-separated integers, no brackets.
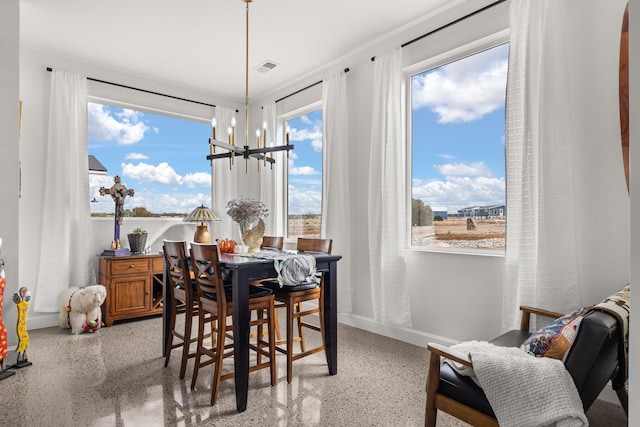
275,67,350,104
46,67,217,108
371,0,507,61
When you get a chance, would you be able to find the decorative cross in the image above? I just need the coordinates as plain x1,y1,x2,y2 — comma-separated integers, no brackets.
99,176,134,250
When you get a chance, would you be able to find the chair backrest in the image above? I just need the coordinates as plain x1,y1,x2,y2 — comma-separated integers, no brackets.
261,236,284,250
297,237,332,254
163,240,193,303
189,243,227,312
563,309,621,411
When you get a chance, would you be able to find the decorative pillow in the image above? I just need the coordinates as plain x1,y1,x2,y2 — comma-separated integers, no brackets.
521,306,591,360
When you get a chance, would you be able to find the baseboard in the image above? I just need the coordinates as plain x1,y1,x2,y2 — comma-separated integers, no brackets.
337,312,458,348
27,313,59,330
596,383,621,405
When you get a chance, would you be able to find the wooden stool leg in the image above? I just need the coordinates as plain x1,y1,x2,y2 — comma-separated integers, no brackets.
179,305,193,379
286,299,294,383
274,307,282,342
268,300,277,386
191,310,205,390
164,297,177,367
296,302,306,353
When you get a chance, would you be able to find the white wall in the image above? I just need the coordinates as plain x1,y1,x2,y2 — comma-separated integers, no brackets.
0,0,20,347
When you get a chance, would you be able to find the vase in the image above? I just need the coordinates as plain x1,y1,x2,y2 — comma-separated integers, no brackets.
127,233,147,254
238,218,265,254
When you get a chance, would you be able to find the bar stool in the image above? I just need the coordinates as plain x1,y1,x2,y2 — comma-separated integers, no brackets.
162,240,199,379
189,243,277,405
261,238,332,383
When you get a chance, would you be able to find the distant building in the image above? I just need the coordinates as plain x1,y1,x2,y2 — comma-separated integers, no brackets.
89,155,107,175
458,204,506,219
431,206,447,219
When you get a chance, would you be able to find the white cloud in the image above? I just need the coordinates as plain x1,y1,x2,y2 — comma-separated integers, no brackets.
288,184,321,215
413,176,505,212
434,162,493,177
126,152,149,160
289,121,323,152
412,44,508,123
183,171,212,188
289,166,318,176
88,103,150,145
121,162,182,185
118,161,212,189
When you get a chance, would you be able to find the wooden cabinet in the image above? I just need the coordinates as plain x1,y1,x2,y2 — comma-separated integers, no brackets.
99,254,164,326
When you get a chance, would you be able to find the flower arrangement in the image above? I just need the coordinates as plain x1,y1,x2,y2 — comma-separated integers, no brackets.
131,227,147,235
226,197,269,229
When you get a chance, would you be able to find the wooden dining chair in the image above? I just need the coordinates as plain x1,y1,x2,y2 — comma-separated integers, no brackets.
261,235,284,250
162,240,200,379
189,243,277,405
261,237,333,383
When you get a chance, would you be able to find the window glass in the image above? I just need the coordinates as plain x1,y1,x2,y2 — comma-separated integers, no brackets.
410,43,508,251
88,102,212,217
286,108,323,238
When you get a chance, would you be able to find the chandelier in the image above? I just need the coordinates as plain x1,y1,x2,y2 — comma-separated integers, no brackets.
206,0,293,172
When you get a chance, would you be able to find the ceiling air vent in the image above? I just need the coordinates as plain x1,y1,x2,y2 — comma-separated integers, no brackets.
255,60,279,73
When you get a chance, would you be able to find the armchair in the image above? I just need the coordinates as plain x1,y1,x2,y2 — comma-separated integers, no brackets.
425,304,628,426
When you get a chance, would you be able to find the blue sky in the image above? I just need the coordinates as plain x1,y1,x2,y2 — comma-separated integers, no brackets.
411,42,508,213
286,109,323,215
88,104,323,216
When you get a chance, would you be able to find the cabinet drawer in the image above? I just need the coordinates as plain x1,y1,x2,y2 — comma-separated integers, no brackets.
151,256,164,273
109,259,150,275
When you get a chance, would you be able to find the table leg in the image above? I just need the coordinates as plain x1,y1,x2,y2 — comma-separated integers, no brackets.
323,261,338,375
232,268,250,412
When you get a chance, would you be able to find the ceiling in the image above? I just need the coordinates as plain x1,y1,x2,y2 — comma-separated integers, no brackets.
20,0,458,103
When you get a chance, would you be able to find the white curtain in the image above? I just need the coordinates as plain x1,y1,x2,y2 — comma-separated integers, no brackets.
34,70,96,312
322,71,352,313
260,102,285,237
211,107,238,241
503,0,579,331
368,49,411,327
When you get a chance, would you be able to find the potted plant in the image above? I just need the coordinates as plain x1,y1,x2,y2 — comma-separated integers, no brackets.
127,227,148,254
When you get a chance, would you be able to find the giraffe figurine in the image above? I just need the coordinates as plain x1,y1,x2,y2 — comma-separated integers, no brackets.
11,286,32,369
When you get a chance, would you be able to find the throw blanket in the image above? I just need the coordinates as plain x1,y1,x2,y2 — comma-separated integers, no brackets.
274,255,318,287
588,284,629,386
446,341,587,427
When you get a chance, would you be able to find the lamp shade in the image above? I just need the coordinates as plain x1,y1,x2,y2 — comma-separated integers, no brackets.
184,205,220,224
184,205,220,243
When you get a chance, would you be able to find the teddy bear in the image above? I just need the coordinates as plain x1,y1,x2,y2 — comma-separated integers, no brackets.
58,285,107,335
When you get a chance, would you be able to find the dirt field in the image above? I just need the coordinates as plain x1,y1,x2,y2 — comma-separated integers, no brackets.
412,218,506,250
288,215,506,250
288,215,321,238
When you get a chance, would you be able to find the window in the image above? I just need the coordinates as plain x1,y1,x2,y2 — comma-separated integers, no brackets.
88,102,212,217
286,108,323,239
410,42,508,251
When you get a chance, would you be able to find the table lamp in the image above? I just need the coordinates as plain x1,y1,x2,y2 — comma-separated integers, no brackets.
184,205,220,243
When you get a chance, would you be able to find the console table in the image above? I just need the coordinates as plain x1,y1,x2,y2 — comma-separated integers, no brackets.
99,254,164,326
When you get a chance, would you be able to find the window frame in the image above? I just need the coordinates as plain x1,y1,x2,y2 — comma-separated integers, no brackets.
86,96,214,217
405,30,510,256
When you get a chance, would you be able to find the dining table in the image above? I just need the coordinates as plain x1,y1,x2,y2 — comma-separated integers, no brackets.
162,249,342,413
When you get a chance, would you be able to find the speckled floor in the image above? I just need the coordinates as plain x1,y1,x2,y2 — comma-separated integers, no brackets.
0,314,627,427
